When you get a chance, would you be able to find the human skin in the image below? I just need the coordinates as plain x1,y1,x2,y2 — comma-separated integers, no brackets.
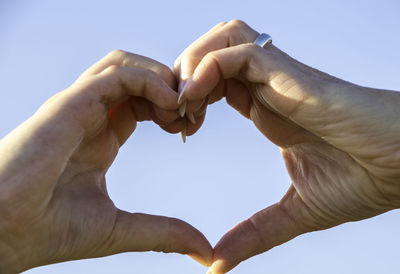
0,50,212,273
174,20,400,273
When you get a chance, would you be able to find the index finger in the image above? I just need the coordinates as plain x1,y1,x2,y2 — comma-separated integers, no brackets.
174,21,227,78
174,20,258,80
80,50,177,90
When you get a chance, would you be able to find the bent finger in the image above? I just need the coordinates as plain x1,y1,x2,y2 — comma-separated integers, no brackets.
94,66,179,110
160,118,186,134
179,43,266,102
175,20,257,80
174,21,228,77
81,50,177,89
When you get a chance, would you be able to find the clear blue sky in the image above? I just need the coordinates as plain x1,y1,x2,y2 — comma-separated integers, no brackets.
1,1,400,273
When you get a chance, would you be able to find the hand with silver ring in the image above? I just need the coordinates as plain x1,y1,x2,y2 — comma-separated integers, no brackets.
174,20,400,273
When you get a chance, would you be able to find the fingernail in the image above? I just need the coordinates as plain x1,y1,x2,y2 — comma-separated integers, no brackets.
178,79,187,94
177,80,187,104
206,269,213,274
180,129,186,143
186,112,196,124
178,90,186,105
179,101,187,117
177,76,193,104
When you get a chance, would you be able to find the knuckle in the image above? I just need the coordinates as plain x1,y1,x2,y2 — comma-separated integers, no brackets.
143,68,159,81
247,216,266,241
168,217,191,239
110,49,134,68
242,43,259,52
225,20,255,45
155,63,174,79
168,217,181,230
153,218,182,253
227,19,249,31
203,51,220,66
212,21,228,30
152,107,178,125
217,21,228,26
195,52,220,76
103,64,121,76
142,69,165,90
108,49,128,59
157,62,172,74
234,44,261,62
204,50,218,60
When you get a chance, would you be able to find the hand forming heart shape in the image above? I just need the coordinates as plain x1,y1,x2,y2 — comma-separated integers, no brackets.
173,20,400,273
0,20,400,274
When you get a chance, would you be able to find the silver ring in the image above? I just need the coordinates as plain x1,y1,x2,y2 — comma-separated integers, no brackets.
253,33,272,48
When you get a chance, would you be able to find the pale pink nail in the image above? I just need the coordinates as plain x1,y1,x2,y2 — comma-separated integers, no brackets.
186,112,196,124
177,76,193,104
180,129,186,143
178,79,187,94
179,101,187,117
178,90,186,105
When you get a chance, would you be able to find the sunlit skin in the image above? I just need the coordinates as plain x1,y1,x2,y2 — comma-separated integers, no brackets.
0,51,212,273
174,20,400,273
1,20,400,274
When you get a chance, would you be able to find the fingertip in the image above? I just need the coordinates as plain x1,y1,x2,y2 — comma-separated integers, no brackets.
178,77,191,104
169,219,213,266
150,105,179,127
178,90,187,105
186,113,206,136
140,71,180,110
188,245,213,267
178,75,204,103
162,84,181,110
211,243,242,274
208,260,232,274
160,118,185,134
187,232,213,267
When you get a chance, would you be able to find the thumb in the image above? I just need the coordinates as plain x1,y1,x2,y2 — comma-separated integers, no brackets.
209,186,312,274
105,210,213,267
